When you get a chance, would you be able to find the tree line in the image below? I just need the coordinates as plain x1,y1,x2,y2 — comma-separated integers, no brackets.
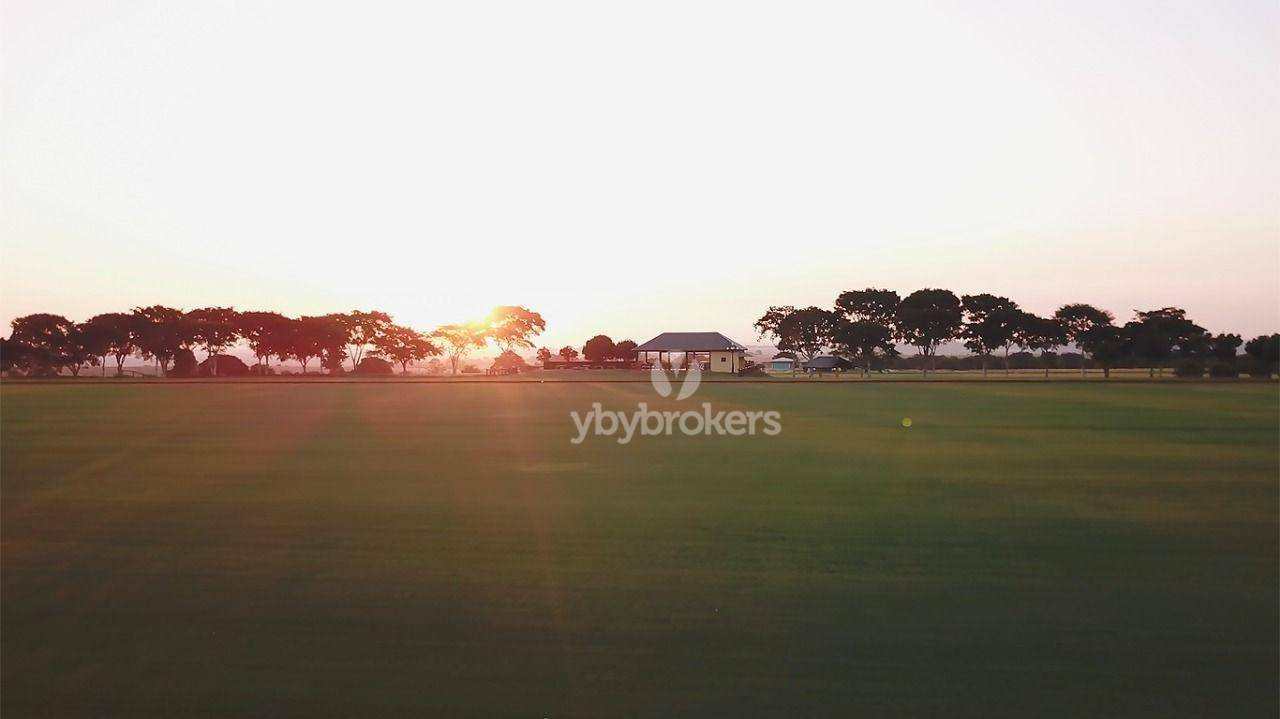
2,306,546,377
756,289,1280,378
534,336,640,366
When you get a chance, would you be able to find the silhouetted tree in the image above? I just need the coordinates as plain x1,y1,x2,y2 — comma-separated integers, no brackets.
432,323,487,376
238,311,292,369
613,339,638,361
186,307,241,376
82,313,142,376
1243,334,1280,378
333,310,391,371
895,289,962,375
536,347,553,365
1077,324,1125,378
9,313,77,376
293,315,348,374
373,324,440,373
1017,315,1068,377
754,305,834,365
1,336,30,374
63,321,103,377
834,289,901,376
1208,333,1242,362
582,335,616,363
1123,308,1207,377
1054,304,1115,377
961,294,1019,376
133,305,191,376
491,350,528,374
486,306,546,352
558,346,579,362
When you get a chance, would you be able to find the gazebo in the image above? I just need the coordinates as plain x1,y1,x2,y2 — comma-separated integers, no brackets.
633,332,748,374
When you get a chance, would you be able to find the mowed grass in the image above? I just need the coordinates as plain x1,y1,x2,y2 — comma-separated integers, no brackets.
2,382,1276,717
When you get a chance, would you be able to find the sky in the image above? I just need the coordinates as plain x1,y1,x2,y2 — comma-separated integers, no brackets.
3,0,1278,352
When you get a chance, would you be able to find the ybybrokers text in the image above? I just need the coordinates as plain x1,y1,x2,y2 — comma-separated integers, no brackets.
570,402,782,445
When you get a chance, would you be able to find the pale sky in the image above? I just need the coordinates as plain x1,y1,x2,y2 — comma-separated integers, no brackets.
3,0,1278,350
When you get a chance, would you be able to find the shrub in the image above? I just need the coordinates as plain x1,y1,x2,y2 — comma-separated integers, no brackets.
353,357,394,375
1173,359,1204,378
198,355,249,377
1208,362,1239,378
170,349,198,377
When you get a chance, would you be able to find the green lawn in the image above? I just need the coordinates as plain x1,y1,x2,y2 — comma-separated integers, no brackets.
2,382,1277,717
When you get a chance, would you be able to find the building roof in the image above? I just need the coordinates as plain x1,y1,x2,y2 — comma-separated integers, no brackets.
804,356,851,370
634,332,747,352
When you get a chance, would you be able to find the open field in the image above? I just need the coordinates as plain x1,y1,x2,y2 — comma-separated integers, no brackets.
9,366,1262,383
2,382,1277,716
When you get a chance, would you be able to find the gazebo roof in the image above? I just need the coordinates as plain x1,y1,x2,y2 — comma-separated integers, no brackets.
634,332,747,352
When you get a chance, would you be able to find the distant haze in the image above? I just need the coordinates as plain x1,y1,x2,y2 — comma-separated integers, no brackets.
3,1,1278,349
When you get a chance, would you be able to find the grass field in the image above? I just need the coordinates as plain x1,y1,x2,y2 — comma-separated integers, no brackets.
2,381,1277,717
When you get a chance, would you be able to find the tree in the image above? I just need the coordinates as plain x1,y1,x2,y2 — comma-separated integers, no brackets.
486,306,546,352
835,288,900,326
833,289,901,377
334,310,391,371
1123,308,1207,377
582,335,616,363
827,319,895,377
373,324,441,373
71,320,110,376
961,294,1019,376
1208,333,1242,362
1,336,33,374
1016,314,1067,377
558,346,579,362
293,315,348,374
239,311,292,368
1243,334,1280,378
432,323,487,376
82,313,142,376
1054,304,1115,377
132,305,191,376
1077,324,1126,379
9,313,77,376
894,289,962,375
186,307,241,376
614,339,638,362
491,350,528,374
754,306,835,367
536,347,553,365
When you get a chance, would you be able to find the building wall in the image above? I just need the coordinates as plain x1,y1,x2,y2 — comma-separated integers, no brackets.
709,350,744,373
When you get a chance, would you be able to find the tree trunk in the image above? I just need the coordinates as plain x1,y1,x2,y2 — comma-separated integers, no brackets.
1004,346,1010,376
982,353,988,377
